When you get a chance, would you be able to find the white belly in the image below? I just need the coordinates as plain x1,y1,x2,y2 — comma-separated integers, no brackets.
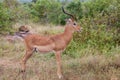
33,44,55,53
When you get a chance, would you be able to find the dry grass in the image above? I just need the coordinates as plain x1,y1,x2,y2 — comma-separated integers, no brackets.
13,23,64,35
0,24,120,80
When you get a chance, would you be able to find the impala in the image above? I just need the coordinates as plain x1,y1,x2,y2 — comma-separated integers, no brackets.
16,7,82,79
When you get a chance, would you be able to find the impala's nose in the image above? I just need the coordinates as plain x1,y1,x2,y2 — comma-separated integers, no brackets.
80,27,83,31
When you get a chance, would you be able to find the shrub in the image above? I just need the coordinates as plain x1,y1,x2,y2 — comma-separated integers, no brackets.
0,3,13,34
66,0,83,20
30,0,62,24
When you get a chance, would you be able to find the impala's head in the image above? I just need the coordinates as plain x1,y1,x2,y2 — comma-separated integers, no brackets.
66,18,81,32
62,7,82,32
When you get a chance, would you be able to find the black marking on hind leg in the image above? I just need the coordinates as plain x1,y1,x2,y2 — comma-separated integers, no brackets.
33,48,38,53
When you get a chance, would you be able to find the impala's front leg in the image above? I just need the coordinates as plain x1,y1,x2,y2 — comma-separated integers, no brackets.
55,51,63,79
20,49,33,72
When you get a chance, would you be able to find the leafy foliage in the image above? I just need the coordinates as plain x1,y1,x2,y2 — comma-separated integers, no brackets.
0,2,13,34
30,0,62,24
63,0,120,57
66,0,83,20
0,0,32,34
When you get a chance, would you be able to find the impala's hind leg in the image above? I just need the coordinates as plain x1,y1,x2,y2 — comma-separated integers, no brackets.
20,49,33,72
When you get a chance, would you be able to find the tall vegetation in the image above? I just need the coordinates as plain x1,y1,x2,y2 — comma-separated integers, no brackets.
30,0,61,24
0,0,31,34
64,0,120,57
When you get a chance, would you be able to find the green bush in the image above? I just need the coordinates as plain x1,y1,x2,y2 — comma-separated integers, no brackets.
0,0,33,34
64,17,119,58
0,3,13,34
30,0,62,24
66,0,83,20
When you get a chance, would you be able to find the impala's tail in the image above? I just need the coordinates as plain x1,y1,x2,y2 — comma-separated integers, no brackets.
62,6,75,21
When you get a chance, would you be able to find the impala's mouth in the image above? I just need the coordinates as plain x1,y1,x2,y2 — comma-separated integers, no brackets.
77,27,83,32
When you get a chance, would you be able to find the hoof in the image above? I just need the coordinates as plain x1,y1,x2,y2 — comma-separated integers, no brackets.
58,75,63,79
21,70,25,73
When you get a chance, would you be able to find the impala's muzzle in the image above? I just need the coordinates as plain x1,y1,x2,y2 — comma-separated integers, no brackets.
74,26,83,32
79,27,83,32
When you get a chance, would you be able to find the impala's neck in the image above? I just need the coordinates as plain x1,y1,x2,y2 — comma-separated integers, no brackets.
63,26,74,45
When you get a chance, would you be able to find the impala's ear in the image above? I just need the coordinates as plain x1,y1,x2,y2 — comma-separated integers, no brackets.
66,18,73,24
